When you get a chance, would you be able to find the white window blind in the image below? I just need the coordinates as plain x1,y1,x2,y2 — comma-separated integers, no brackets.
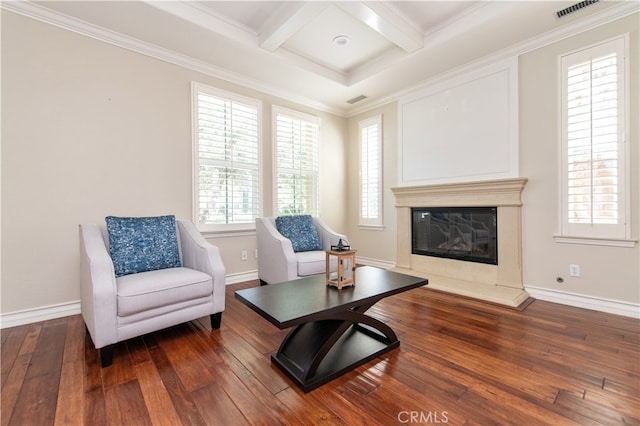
192,83,261,231
359,115,383,227
273,106,320,216
559,36,628,241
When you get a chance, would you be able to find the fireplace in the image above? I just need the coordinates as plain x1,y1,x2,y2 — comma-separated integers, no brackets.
391,178,530,308
412,207,497,265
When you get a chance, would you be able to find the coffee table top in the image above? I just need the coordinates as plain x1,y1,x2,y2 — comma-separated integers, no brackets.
235,266,428,328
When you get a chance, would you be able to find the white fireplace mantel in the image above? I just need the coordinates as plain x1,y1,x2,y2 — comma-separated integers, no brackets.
391,178,530,308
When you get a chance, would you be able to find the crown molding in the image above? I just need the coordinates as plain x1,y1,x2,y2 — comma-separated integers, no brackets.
2,0,637,119
347,1,640,117
1,0,346,116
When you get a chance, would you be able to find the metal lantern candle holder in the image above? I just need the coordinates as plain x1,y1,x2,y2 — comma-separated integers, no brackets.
331,239,351,252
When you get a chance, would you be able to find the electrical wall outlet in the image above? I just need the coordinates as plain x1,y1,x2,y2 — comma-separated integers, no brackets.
241,250,248,261
254,249,258,259
569,264,580,277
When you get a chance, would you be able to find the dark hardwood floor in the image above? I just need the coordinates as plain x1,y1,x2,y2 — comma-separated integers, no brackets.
2,280,639,425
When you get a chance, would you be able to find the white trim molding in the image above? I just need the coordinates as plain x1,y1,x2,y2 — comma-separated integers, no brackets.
1,0,339,116
526,286,640,319
356,256,396,270
225,270,259,285
3,0,637,119
0,301,81,330
1,272,259,329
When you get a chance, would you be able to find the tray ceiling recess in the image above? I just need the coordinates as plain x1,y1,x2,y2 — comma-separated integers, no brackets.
147,1,437,86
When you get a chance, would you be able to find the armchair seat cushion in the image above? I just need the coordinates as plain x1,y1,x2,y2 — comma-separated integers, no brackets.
295,251,337,277
117,267,212,317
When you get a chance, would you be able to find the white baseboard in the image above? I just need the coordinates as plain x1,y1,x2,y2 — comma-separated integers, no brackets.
1,272,261,329
356,256,396,270
0,300,81,329
5,273,635,329
525,286,640,319
225,270,259,285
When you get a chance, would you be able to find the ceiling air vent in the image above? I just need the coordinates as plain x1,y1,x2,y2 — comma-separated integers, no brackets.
556,0,599,18
347,95,367,104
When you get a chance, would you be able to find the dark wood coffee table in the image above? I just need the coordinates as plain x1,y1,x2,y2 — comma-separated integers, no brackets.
234,266,428,392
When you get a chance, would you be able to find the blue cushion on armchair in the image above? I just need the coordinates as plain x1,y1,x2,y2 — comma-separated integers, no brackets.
106,215,182,277
275,215,322,252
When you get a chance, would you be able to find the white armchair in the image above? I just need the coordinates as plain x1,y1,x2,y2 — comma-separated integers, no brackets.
256,216,349,285
79,218,225,367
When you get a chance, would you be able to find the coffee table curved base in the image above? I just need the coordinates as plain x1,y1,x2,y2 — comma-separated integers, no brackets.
272,309,399,393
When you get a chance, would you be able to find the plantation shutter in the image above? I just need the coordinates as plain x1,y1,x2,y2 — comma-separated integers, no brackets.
561,37,627,239
359,116,383,226
274,107,319,216
194,86,260,228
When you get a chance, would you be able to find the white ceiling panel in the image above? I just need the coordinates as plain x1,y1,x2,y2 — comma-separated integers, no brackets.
283,3,397,72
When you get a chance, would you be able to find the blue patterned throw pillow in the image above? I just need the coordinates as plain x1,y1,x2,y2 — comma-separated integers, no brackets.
106,215,181,277
275,215,322,252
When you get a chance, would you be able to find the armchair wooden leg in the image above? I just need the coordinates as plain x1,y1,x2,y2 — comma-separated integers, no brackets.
99,345,113,368
210,312,222,329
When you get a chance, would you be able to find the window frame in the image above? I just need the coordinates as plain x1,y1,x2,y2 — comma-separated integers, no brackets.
191,82,263,234
555,35,634,247
358,115,384,229
272,105,321,217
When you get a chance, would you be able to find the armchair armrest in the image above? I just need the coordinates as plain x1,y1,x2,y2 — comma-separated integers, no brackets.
79,224,118,349
176,220,226,313
313,217,348,250
256,217,298,284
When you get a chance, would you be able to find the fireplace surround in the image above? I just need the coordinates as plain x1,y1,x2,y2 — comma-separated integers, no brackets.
391,178,530,308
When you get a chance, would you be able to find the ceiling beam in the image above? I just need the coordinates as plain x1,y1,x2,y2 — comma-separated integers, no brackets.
337,1,424,53
259,2,329,52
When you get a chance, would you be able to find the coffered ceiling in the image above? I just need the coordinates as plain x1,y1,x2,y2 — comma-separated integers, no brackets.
12,1,638,115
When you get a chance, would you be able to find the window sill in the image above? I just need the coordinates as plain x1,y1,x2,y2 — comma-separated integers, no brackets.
199,228,256,239
358,224,386,231
553,235,637,248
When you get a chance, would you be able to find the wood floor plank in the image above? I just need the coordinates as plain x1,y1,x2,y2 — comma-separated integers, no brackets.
1,325,31,380
209,325,290,395
275,386,346,425
54,321,85,425
0,323,42,426
8,322,66,425
83,330,108,426
207,350,288,425
147,345,207,426
191,381,248,425
135,360,183,426
1,280,638,425
554,388,636,424
154,325,217,393
54,315,86,426
583,384,640,421
104,379,153,426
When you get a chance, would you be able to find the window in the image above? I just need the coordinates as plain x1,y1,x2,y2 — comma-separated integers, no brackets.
359,115,383,228
273,106,320,216
558,36,630,244
192,82,261,232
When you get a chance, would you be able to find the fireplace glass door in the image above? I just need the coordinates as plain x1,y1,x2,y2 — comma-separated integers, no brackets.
411,207,497,265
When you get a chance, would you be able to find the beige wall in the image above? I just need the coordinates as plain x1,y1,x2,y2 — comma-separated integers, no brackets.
519,14,639,303
1,11,347,314
346,102,399,266
346,14,639,305
2,10,638,318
